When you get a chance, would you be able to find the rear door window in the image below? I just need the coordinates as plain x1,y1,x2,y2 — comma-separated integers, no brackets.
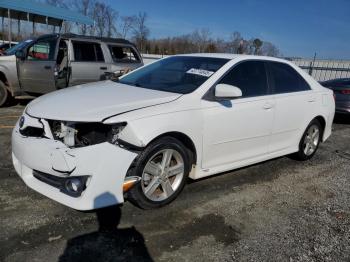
72,41,104,62
268,62,310,94
219,60,269,97
108,45,140,63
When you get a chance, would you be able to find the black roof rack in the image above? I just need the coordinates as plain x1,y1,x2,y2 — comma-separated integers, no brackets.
37,33,135,46
61,33,135,46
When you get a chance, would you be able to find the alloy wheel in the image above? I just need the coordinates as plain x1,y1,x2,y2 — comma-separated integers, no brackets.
303,124,320,156
141,149,185,201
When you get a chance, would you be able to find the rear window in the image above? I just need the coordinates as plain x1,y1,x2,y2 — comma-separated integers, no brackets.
268,62,310,94
72,41,104,62
108,45,140,63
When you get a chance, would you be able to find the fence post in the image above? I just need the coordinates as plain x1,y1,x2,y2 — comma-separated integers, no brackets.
308,52,317,76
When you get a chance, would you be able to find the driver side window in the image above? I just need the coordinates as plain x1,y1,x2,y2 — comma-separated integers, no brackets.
219,61,269,98
27,38,57,61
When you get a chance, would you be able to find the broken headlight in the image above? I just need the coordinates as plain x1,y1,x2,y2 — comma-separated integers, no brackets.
108,122,127,144
49,121,127,147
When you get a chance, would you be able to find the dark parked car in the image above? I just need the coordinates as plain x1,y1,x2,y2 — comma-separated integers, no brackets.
320,78,350,114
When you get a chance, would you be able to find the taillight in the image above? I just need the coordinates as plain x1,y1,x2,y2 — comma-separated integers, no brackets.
341,90,350,95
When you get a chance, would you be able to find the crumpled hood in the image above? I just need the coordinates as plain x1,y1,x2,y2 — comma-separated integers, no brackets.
27,81,181,122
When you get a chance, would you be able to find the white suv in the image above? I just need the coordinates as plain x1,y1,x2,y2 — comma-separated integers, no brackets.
12,54,335,210
0,33,143,107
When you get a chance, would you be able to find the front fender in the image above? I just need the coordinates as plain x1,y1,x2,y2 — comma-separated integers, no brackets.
107,109,203,176
0,59,20,93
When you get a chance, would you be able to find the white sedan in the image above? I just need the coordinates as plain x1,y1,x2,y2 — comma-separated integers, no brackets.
12,54,335,210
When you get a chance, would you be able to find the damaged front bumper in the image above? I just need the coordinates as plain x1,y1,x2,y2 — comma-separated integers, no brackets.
11,115,138,211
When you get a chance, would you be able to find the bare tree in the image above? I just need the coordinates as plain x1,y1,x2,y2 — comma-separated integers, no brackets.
106,8,118,37
132,12,150,52
88,2,118,37
190,28,211,52
261,41,280,56
119,16,135,39
74,0,94,35
46,0,72,33
253,38,263,55
229,31,243,53
93,2,107,37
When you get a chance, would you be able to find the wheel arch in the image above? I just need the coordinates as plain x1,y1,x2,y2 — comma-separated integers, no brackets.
309,115,327,142
146,131,197,165
314,115,326,131
0,71,9,87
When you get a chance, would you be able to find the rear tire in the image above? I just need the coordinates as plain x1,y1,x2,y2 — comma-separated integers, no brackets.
293,119,323,161
0,81,9,107
127,136,191,209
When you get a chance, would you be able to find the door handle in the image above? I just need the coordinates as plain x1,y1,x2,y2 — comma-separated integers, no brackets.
263,102,274,110
308,96,316,102
44,65,52,70
100,66,107,70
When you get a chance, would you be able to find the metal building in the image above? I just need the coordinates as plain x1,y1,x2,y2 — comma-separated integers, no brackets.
0,0,94,45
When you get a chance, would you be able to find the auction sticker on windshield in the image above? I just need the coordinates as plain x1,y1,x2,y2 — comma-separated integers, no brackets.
186,68,214,77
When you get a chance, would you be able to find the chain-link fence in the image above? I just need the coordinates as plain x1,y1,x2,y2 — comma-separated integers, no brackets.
290,58,350,82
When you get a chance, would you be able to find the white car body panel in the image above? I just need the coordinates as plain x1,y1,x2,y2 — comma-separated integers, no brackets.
201,95,274,169
269,91,315,153
27,80,181,122
12,54,335,210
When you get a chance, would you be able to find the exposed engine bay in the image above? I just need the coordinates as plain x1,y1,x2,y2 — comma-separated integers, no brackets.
48,120,125,147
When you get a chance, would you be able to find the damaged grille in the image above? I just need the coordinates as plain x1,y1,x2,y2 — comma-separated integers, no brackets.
48,120,112,147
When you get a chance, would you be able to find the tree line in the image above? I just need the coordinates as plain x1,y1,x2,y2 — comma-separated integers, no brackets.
146,30,280,56
1,0,280,56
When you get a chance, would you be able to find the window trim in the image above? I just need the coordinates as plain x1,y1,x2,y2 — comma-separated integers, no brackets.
266,61,311,95
203,59,272,101
25,36,59,62
107,44,141,63
71,40,105,63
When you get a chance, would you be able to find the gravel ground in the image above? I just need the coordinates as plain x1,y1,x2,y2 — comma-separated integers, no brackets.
0,105,349,262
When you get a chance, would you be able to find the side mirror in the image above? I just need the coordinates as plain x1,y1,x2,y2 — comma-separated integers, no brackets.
15,50,25,60
215,84,242,99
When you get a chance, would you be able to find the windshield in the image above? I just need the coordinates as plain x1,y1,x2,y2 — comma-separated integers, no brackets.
118,56,229,94
4,39,34,55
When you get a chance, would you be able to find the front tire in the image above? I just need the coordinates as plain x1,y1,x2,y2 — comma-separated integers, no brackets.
0,81,9,107
293,119,322,161
127,137,191,209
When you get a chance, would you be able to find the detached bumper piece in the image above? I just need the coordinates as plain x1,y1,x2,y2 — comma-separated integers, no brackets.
33,170,89,197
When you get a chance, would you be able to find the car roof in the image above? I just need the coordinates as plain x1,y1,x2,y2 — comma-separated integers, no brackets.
178,53,289,63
